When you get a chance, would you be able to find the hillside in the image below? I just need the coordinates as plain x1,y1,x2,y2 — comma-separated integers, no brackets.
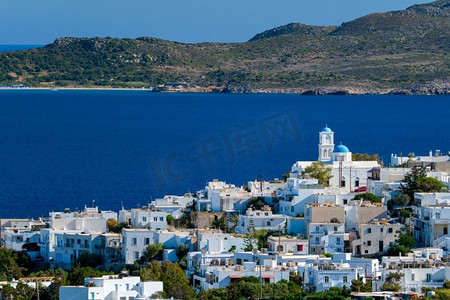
0,0,449,94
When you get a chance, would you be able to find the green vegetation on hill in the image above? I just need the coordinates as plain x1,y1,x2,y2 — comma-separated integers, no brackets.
0,0,449,93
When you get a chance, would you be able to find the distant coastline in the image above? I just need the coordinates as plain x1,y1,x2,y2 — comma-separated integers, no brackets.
1,82,449,95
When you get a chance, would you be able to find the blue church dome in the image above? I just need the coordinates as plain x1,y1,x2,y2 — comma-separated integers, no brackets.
321,126,332,133
335,144,350,153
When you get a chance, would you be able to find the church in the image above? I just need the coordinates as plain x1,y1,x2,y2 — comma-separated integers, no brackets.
291,126,379,191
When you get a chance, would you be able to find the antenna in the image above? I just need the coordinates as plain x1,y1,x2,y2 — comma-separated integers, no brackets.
92,199,95,207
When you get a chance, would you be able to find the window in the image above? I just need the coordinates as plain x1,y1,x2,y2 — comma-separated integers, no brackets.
436,212,440,219
160,217,164,221
411,274,415,281
426,273,431,282
368,241,372,246
267,221,271,226
256,212,260,216
154,217,158,221
145,238,150,245
380,228,383,232
341,179,346,187
388,228,393,233
142,216,147,222
343,276,348,283
316,237,319,242
134,251,140,260
126,284,130,291
337,237,341,244
132,238,137,245
297,245,303,252
91,292,95,300
291,207,294,212
324,276,329,283
334,226,337,232
355,178,360,187
77,239,81,244
315,226,320,233
343,199,348,205
367,228,372,234
265,212,269,216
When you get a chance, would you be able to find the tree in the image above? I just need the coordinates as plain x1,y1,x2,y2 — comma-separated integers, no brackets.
109,222,130,234
353,193,381,203
160,261,195,299
400,166,427,200
387,229,416,256
444,280,450,289
166,215,174,225
302,161,333,186
140,260,162,281
176,244,189,260
106,218,118,231
142,243,164,262
352,153,380,162
381,271,403,292
0,248,28,280
415,177,447,193
75,253,103,268
68,263,112,285
351,279,372,292
244,219,257,251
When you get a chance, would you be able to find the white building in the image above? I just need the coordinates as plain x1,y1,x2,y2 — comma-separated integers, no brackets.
413,193,450,247
149,194,196,219
304,261,365,292
247,179,285,197
308,222,346,254
127,208,167,230
59,275,163,300
196,179,251,212
377,250,450,293
193,259,291,292
196,232,247,253
121,229,190,264
350,220,403,256
267,236,308,254
291,126,380,192
236,207,287,234
49,206,116,233
121,229,157,264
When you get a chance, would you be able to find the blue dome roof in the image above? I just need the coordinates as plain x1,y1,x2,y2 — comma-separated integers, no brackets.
335,145,350,153
321,127,332,133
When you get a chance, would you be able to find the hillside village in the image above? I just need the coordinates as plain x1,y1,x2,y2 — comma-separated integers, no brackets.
1,127,449,299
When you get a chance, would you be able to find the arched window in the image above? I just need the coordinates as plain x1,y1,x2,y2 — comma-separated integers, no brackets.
355,177,360,187
323,149,327,157
277,245,284,252
341,176,346,188
328,149,332,157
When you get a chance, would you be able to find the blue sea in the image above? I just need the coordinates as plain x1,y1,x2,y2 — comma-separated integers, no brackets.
0,90,449,218
0,45,44,52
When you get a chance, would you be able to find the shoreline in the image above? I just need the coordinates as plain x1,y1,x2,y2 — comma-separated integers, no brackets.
1,82,449,95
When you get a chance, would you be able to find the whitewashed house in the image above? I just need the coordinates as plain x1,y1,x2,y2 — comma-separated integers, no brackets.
236,207,287,234
267,236,308,254
304,261,365,292
413,193,450,247
59,275,163,300
377,250,450,293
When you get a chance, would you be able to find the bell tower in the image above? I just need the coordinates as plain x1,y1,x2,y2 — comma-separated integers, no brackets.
318,126,334,162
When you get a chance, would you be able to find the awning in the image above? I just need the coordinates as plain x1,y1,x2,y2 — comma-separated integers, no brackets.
261,275,275,279
229,274,243,279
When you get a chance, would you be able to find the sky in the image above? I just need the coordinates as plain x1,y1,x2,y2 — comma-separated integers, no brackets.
0,0,433,45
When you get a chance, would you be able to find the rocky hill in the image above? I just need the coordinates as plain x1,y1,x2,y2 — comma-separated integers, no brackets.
0,0,449,94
